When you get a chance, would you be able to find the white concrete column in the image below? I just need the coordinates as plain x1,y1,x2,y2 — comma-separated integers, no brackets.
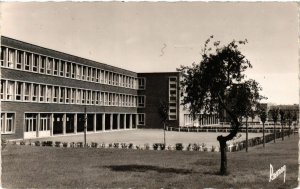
74,114,77,134
93,114,96,132
110,114,113,130
50,113,53,136
124,114,127,130
102,113,105,131
37,113,40,138
117,114,120,130
129,114,132,129
135,114,138,129
63,113,66,135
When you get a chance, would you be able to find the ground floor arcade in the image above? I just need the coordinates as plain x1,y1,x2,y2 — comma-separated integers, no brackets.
24,112,138,139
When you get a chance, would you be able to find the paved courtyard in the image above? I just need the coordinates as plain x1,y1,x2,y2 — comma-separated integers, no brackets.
31,129,263,147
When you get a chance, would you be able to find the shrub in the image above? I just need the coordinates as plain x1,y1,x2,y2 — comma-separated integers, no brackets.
192,143,200,151
113,143,120,149
35,141,41,146
128,143,133,149
63,142,68,147
175,143,184,151
160,143,166,150
186,143,192,151
20,141,26,145
211,145,216,152
46,141,53,146
55,141,62,147
100,143,106,148
144,143,150,150
135,145,141,150
121,143,128,149
77,142,83,148
91,142,98,148
153,143,159,150
108,143,113,148
167,145,173,150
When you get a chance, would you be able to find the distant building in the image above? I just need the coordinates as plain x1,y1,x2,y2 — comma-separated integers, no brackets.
0,36,219,140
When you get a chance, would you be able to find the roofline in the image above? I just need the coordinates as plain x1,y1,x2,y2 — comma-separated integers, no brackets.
1,35,137,75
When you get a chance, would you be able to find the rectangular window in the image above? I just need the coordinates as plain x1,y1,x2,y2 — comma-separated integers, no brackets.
16,50,24,69
54,59,59,76
6,81,14,100
96,69,100,82
76,89,81,104
0,80,5,100
40,56,46,73
25,53,31,71
1,113,15,134
86,90,91,104
91,68,96,82
7,48,15,68
66,88,70,103
100,92,104,105
169,77,178,120
15,81,22,101
103,92,107,106
138,114,145,125
115,94,119,106
53,86,59,103
32,84,38,102
60,87,65,103
0,47,6,67
95,91,100,105
138,96,145,107
71,63,76,78
40,114,50,131
24,83,30,101
87,67,91,81
65,62,71,78
100,70,105,83
71,88,76,104
105,71,108,84
25,113,37,132
82,66,86,80
47,58,52,74
138,78,146,89
91,91,95,104
47,86,52,102
39,85,46,102
81,89,86,104
60,61,65,77
32,54,39,72
76,65,81,79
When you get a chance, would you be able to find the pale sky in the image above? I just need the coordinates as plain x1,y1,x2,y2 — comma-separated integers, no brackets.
1,2,298,105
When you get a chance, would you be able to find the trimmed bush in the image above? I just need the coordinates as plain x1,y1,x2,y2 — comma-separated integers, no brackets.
192,143,200,151
113,143,120,149
153,143,159,150
121,143,128,149
63,142,68,147
186,144,192,151
175,143,184,151
35,141,41,146
160,143,166,150
128,143,133,149
144,143,150,150
55,141,62,147
91,142,98,148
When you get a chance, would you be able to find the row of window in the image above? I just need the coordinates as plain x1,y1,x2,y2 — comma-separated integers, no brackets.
1,46,146,90
169,77,178,120
1,79,146,107
25,113,145,133
0,113,15,134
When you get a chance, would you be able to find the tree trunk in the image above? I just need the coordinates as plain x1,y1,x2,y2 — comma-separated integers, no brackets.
288,123,290,138
218,136,227,175
163,123,166,146
246,118,248,152
282,122,284,141
274,122,276,143
263,122,265,148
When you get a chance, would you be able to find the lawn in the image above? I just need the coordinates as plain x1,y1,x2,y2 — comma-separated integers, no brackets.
2,133,298,188
29,129,263,147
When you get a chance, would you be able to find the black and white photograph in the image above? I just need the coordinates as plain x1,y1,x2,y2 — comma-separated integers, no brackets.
0,2,299,188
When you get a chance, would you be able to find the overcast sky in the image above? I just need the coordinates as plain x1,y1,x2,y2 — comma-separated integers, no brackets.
1,2,298,105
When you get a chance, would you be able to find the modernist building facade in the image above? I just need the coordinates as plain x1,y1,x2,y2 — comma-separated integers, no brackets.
0,36,219,140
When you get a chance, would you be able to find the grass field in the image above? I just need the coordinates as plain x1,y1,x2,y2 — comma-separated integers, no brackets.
3,133,298,188
30,129,263,147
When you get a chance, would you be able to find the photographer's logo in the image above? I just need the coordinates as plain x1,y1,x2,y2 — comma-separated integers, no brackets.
269,164,286,183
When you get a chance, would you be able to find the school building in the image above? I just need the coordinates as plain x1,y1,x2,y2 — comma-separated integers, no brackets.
0,36,219,140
